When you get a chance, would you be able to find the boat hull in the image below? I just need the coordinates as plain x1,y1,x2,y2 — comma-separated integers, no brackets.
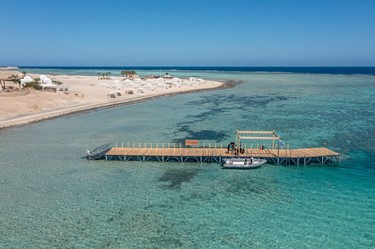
85,143,111,160
222,158,267,169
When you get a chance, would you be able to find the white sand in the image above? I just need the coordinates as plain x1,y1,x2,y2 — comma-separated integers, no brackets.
0,71,224,128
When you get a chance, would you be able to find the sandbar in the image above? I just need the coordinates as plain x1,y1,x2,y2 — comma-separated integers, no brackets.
0,71,225,129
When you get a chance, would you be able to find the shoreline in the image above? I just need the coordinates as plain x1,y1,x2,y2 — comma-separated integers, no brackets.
0,73,238,129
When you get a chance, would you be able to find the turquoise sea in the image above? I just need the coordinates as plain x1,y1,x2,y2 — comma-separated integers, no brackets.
1,68,374,248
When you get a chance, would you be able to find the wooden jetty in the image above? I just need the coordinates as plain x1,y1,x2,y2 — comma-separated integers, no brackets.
105,145,339,165
104,130,340,165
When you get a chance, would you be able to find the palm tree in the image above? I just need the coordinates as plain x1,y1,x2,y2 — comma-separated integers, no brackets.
121,70,126,80
121,70,136,79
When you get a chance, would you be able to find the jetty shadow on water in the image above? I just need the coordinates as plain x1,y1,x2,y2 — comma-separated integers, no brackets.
158,168,200,189
172,128,228,144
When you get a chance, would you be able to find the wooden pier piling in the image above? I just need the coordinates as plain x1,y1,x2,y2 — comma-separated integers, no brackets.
102,130,340,165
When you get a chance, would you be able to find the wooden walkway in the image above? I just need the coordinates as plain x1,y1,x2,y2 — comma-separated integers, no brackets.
105,146,340,165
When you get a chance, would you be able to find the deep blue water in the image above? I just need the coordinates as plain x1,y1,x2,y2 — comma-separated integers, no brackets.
20,66,375,76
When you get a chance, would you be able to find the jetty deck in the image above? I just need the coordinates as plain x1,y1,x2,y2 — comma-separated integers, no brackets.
101,130,340,165
105,146,340,165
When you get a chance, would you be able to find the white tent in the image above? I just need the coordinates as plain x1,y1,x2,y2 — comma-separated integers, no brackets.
20,76,33,84
40,75,53,85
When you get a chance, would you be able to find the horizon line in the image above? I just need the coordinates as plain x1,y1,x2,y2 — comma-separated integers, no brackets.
14,65,375,68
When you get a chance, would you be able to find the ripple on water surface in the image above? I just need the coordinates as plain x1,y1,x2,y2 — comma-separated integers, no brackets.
0,71,374,248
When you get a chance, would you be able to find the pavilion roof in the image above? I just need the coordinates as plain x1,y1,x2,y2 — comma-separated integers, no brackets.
236,130,280,141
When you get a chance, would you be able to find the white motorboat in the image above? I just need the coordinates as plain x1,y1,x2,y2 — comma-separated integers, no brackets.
85,143,111,160
222,157,267,169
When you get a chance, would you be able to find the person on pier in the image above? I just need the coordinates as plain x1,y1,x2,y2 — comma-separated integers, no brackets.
227,142,235,153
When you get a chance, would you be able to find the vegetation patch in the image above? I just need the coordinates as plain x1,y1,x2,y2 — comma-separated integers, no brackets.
25,81,42,90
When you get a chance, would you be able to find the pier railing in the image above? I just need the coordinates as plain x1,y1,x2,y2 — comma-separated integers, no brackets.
104,142,340,165
114,142,291,150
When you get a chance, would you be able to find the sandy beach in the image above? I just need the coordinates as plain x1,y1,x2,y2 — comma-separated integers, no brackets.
0,70,224,129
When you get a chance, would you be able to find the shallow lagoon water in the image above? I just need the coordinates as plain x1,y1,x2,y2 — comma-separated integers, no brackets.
0,70,374,248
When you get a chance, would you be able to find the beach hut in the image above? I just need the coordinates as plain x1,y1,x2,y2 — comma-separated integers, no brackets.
20,76,33,87
39,75,57,90
40,75,53,85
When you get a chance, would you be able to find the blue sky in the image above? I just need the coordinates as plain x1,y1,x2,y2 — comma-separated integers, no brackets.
1,0,375,66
